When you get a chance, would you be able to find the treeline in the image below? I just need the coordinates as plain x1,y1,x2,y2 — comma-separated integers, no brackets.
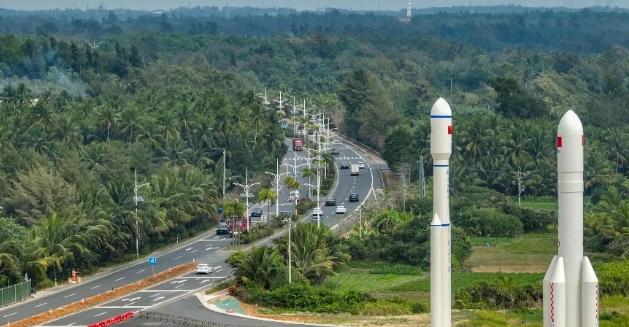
5,9,629,53
0,56,287,288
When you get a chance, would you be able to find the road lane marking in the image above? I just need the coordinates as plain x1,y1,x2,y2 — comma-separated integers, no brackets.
153,296,165,301
94,312,107,317
185,247,192,251
137,269,145,273
95,306,149,309
125,302,135,306
175,284,185,289
63,293,76,298
90,285,101,290
174,256,181,260
149,293,161,297
191,250,198,253
3,312,16,318
35,302,47,308
115,277,124,282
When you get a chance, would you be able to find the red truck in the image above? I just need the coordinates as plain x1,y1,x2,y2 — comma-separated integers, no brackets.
293,138,303,151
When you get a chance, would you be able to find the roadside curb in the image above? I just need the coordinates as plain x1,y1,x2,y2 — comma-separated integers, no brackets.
196,293,347,327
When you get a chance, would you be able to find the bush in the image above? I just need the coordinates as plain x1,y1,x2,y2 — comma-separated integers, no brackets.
454,208,524,237
454,282,542,310
359,297,428,316
242,282,374,314
598,259,629,296
296,200,316,214
239,225,274,244
501,203,554,233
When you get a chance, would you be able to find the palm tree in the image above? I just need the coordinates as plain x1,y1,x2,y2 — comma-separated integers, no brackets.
223,200,246,228
258,188,278,226
235,245,282,289
283,176,300,220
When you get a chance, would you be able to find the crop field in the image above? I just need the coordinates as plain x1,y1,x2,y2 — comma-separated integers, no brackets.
466,233,556,273
327,273,420,292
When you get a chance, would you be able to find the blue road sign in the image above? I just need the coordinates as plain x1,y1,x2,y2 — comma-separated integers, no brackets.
217,207,223,214
148,256,157,265
280,121,287,128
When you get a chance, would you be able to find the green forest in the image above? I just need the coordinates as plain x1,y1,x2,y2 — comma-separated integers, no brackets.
2,6,629,325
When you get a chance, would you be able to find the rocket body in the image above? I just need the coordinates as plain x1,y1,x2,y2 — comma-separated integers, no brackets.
543,110,598,327
430,214,443,327
430,98,452,327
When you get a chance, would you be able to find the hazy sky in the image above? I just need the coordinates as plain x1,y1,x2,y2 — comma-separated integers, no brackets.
0,0,615,11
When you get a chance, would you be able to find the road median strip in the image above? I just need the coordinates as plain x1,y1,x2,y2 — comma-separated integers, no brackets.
9,263,196,327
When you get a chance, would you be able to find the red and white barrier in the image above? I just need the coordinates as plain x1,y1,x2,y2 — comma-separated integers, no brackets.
86,312,133,327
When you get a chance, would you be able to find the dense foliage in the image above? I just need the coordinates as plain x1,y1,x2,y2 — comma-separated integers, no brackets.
0,43,287,287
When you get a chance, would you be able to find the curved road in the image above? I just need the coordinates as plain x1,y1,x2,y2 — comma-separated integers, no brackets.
16,138,384,327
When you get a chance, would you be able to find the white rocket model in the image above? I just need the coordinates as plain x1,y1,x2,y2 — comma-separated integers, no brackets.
543,110,599,327
430,98,452,327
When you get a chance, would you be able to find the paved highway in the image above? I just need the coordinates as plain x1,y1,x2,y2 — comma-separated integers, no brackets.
31,138,383,327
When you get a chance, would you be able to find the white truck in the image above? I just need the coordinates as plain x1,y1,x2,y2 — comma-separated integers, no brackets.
350,163,359,176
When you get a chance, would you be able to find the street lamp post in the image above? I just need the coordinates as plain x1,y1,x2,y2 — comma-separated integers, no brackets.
234,168,260,231
222,148,226,197
134,169,150,259
266,158,289,225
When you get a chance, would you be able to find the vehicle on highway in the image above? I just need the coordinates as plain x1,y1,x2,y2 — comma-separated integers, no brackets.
341,162,349,169
312,208,323,216
216,223,229,235
250,208,262,217
358,162,365,169
350,163,359,176
325,198,336,206
330,148,340,155
349,193,359,202
288,190,300,202
196,264,212,274
293,138,303,151
335,206,347,214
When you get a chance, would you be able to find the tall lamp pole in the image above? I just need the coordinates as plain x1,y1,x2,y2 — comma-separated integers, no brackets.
265,158,288,225
134,169,150,259
222,148,226,197
235,168,260,231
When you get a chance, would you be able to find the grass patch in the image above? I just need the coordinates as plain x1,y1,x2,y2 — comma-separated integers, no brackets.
466,233,556,273
327,273,420,292
519,201,557,211
386,272,543,293
457,310,542,327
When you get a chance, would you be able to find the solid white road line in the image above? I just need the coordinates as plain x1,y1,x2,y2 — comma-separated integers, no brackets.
153,296,165,301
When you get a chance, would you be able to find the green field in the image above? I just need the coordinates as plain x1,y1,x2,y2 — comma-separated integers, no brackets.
466,233,556,273
328,273,420,292
386,272,543,293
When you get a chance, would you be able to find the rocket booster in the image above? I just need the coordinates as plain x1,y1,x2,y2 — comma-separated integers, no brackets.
543,110,599,327
430,98,452,327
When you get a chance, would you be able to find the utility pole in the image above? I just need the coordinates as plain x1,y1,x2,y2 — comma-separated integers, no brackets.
235,168,260,231
359,207,362,239
419,156,426,199
222,148,226,197
514,169,525,205
265,158,288,226
395,164,411,211
133,169,150,258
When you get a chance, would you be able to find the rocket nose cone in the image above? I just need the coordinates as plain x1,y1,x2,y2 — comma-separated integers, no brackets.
430,213,442,226
581,257,599,283
431,97,452,116
558,110,583,136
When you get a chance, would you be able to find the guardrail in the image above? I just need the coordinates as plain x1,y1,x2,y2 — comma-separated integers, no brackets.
87,312,133,327
332,132,381,157
0,281,31,307
138,311,262,327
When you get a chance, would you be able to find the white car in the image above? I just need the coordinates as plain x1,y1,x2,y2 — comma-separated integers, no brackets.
196,264,212,274
312,208,323,216
335,206,347,214
358,162,365,169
